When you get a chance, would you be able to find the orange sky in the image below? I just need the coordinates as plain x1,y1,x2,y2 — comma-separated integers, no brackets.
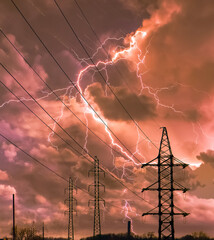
0,0,214,239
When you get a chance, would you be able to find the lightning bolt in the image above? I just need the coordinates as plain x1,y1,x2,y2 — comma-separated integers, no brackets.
1,27,188,173
121,200,140,235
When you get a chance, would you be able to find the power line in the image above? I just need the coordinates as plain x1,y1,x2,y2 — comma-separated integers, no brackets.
0,128,141,231
10,0,142,165
8,0,183,205
0,132,68,183
73,2,189,168
0,131,95,200
1,31,168,201
0,28,136,163
54,0,158,150
0,65,149,204
72,0,183,162
1,63,95,160
58,1,191,192
4,2,189,227
72,0,162,141
0,65,93,162
0,130,142,225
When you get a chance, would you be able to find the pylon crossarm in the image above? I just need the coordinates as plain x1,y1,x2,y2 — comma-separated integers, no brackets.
174,205,189,215
174,157,189,167
142,206,158,216
173,212,189,216
143,212,159,216
142,188,158,191
99,183,105,191
142,180,158,191
152,188,188,191
174,182,189,192
141,157,158,168
142,162,186,168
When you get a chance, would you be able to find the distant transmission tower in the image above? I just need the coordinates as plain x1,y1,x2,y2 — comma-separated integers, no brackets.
142,127,189,240
32,221,35,239
88,156,105,237
65,177,77,240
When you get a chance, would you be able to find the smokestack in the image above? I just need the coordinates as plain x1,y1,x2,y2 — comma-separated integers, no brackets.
13,194,16,240
128,220,131,237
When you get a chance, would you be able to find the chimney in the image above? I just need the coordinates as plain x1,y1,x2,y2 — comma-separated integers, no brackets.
128,221,131,237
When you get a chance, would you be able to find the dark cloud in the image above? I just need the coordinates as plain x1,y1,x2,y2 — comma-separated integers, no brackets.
197,149,214,167
141,0,214,123
188,62,214,92
87,83,157,121
119,0,158,17
184,109,201,122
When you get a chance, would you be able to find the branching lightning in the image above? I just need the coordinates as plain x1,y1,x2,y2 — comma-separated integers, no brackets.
1,16,201,230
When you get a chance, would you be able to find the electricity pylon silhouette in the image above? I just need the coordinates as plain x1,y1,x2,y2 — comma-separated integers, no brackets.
65,177,77,240
142,127,189,240
32,221,35,239
88,156,105,237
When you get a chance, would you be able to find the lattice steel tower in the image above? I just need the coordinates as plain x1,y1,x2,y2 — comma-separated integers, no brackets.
65,177,77,240
88,156,105,237
142,127,189,240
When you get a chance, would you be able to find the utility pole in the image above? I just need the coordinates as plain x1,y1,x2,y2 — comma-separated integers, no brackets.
42,222,44,240
13,194,16,240
142,127,189,240
65,177,77,240
88,156,105,237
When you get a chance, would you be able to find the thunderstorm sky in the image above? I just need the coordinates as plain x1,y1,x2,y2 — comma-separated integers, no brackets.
0,0,214,239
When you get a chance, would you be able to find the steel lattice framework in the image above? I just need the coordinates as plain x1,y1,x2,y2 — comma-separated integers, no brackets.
142,127,189,240
65,177,77,240
88,156,105,237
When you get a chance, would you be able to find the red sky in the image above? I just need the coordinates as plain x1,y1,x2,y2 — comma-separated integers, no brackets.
0,0,214,239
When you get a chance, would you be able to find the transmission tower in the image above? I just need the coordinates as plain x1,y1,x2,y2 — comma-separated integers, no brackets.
88,156,105,237
142,127,189,240
32,221,35,240
65,177,77,240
